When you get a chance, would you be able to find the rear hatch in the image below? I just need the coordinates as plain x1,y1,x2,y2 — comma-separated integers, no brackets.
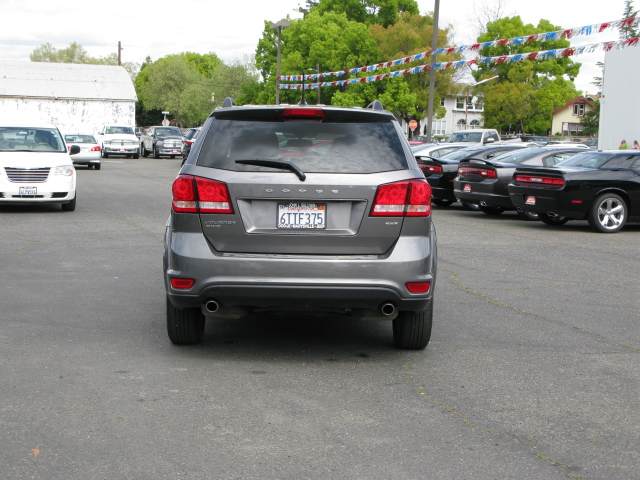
180,105,426,255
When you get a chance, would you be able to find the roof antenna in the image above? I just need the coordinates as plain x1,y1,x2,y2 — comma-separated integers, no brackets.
299,71,308,106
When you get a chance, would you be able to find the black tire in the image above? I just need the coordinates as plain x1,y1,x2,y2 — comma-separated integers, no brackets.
166,296,205,345
460,201,480,211
170,155,176,159
133,149,140,159
392,302,433,350
538,212,569,226
61,195,76,212
587,193,627,233
478,205,505,215
432,198,454,207
94,164,101,170
153,146,160,159
102,150,109,158
517,209,539,221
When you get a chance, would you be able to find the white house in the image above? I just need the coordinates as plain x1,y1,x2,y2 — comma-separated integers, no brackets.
0,60,137,135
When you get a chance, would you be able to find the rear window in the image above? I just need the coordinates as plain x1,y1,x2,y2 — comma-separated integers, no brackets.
196,119,409,173
555,152,615,168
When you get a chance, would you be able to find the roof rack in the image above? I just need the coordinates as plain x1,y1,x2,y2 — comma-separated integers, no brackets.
222,97,235,108
367,100,384,111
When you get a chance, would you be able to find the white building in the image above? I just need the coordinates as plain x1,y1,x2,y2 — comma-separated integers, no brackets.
0,60,137,135
598,46,640,150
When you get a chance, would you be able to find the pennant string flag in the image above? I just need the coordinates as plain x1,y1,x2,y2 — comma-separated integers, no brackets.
279,37,639,90
279,16,638,83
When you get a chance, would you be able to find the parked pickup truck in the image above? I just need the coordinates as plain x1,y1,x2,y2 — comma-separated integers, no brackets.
96,125,140,158
445,129,502,146
140,126,184,159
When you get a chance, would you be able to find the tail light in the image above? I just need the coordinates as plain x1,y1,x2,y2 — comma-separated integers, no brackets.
406,282,431,293
419,164,442,174
458,166,497,178
514,174,565,188
91,146,101,152
172,175,233,214
281,108,325,121
170,278,195,289
370,179,432,217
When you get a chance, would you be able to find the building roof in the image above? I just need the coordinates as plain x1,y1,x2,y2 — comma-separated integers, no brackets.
0,60,137,101
552,95,598,116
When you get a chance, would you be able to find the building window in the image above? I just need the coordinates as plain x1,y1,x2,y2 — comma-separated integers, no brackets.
470,119,481,127
457,119,466,130
562,122,585,136
440,98,445,107
430,120,446,136
573,103,585,116
456,97,465,109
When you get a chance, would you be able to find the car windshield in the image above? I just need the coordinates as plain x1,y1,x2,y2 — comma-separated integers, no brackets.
197,119,408,174
447,132,482,143
555,152,615,168
0,127,66,153
439,147,485,161
156,128,183,136
104,126,134,135
65,135,96,144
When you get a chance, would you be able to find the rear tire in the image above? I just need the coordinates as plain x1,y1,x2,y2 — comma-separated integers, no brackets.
153,147,160,159
587,193,627,233
133,149,140,159
478,205,505,215
539,213,569,226
393,303,433,350
94,164,101,170
166,297,205,345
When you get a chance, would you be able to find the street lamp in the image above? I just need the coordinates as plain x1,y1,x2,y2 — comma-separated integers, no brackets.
270,20,290,105
465,75,499,128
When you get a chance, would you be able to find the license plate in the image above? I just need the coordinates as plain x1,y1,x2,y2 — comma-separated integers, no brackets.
463,184,471,192
278,202,326,229
526,196,536,205
119,148,126,152
172,150,179,153
19,187,37,196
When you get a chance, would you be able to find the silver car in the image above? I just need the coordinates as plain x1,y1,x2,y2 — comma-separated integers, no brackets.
163,99,437,349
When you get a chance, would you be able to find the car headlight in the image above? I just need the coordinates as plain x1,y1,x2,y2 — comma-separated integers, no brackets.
54,165,75,176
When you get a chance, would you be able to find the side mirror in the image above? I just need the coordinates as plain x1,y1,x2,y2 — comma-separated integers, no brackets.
69,145,81,155
484,138,495,144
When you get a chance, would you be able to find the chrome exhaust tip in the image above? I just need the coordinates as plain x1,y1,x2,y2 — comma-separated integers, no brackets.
205,300,219,313
381,302,396,316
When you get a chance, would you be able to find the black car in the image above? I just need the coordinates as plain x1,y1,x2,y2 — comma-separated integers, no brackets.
416,144,529,208
454,147,584,219
508,150,640,233
181,127,201,165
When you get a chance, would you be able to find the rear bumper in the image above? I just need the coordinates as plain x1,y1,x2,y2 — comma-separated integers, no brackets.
165,225,437,314
509,190,586,219
454,184,514,208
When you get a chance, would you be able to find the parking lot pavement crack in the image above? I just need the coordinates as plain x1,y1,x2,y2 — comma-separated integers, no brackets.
442,267,638,353
400,370,588,480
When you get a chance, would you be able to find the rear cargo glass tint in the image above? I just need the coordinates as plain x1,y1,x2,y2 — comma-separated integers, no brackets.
196,120,408,173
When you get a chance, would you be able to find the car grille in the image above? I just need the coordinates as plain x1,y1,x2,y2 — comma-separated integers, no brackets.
107,140,137,146
4,167,50,183
163,140,182,148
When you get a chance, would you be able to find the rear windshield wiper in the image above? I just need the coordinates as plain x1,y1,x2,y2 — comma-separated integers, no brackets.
235,159,307,181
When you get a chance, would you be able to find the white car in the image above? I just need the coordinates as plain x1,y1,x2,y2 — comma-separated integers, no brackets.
65,134,101,169
0,123,78,211
96,125,140,158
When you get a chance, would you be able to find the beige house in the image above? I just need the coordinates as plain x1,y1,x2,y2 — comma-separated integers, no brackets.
551,95,598,136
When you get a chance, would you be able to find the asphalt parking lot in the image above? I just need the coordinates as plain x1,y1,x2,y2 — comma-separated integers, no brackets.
1,157,638,480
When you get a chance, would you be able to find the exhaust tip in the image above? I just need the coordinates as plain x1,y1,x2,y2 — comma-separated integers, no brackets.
381,302,396,316
205,300,219,313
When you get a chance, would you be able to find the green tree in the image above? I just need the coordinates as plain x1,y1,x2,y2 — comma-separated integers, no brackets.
473,16,580,134
581,100,600,137
619,0,639,39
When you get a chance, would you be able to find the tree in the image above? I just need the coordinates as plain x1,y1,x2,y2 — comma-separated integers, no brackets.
473,16,580,134
619,0,639,39
581,100,600,137
312,0,419,27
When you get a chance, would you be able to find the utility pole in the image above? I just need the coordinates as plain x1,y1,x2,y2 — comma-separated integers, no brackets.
117,41,122,66
425,0,440,143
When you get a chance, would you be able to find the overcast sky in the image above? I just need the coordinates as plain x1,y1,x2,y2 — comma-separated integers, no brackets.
0,0,630,93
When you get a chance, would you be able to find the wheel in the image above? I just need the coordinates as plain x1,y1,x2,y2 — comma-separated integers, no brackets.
61,195,76,212
102,150,109,158
538,212,569,226
587,193,627,233
153,146,160,159
517,209,539,221
170,155,176,159
460,201,480,211
94,163,101,170
166,296,205,345
432,198,454,207
141,145,147,157
478,205,505,215
392,302,433,350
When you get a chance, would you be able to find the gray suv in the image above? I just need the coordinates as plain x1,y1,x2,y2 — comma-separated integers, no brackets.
163,99,437,349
